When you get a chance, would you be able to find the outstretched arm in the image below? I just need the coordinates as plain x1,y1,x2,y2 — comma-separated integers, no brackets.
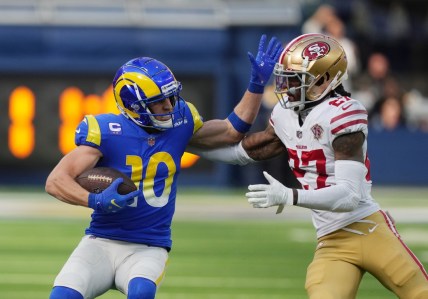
247,132,367,212
189,35,283,148
189,122,286,165
241,124,286,160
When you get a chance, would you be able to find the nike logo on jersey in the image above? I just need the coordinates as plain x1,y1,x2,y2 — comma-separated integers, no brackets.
368,224,379,234
342,103,353,111
110,199,121,208
75,128,81,133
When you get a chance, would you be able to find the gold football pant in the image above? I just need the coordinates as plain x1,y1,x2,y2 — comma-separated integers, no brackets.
305,211,428,299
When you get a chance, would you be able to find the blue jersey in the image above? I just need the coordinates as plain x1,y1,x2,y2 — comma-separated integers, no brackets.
74,99,203,250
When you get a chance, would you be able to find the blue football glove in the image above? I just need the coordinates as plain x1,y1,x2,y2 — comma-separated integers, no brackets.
248,34,283,94
87,178,141,213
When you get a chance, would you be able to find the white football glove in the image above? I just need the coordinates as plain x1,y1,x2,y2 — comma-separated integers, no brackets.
246,171,293,211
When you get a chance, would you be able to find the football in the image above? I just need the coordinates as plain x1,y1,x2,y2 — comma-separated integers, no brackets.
76,167,137,195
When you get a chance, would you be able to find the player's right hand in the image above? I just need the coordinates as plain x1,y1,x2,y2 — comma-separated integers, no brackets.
247,34,283,93
87,178,141,213
246,171,293,208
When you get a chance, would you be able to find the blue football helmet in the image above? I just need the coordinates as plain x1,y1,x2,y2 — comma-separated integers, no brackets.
113,57,185,130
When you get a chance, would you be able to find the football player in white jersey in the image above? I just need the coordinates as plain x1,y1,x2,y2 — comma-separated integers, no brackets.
194,33,428,298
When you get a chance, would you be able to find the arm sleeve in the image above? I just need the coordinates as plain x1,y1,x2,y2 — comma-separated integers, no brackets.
296,160,365,212
188,142,255,166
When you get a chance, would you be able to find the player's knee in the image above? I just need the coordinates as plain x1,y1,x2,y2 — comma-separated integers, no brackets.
382,257,418,286
306,279,339,299
128,277,156,299
49,286,83,299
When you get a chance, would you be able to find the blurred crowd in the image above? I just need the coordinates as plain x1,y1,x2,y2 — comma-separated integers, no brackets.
299,2,428,133
244,2,428,185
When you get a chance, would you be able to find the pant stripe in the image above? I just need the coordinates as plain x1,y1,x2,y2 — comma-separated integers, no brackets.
380,210,428,280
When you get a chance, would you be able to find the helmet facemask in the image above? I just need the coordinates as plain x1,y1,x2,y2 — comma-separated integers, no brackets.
274,57,316,111
131,80,183,130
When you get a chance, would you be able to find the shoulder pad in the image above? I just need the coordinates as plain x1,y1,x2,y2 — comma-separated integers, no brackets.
327,97,368,136
186,101,204,133
75,115,102,146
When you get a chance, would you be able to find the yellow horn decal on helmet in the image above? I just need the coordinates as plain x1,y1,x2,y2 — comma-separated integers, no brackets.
114,72,162,118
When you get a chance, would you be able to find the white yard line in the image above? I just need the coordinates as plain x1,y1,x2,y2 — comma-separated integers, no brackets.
0,191,427,223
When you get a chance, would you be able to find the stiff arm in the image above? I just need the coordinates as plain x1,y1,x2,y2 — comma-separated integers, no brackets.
189,122,286,165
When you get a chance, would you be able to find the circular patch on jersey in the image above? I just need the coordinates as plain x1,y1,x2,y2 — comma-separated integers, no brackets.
302,42,330,61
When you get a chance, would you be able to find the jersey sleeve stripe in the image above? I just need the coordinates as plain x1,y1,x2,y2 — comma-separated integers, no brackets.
330,110,367,124
186,101,204,133
331,119,368,134
85,115,101,145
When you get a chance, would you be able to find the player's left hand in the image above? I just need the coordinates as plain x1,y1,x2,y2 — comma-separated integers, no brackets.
88,178,141,213
248,34,283,93
246,171,293,208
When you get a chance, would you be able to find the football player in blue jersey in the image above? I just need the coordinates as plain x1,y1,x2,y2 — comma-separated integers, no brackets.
45,34,282,299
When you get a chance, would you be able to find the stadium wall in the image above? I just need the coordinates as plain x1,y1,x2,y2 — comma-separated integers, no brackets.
0,25,426,187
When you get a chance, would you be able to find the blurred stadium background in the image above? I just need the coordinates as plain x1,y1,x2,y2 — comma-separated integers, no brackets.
0,0,427,298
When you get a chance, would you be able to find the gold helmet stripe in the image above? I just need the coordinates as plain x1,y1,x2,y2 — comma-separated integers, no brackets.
114,72,162,117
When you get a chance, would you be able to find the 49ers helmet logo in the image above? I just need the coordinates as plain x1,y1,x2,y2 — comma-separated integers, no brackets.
302,42,330,61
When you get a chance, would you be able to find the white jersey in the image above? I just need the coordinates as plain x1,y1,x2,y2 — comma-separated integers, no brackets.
270,96,380,238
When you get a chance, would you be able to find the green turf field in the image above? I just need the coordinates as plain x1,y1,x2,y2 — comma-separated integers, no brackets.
0,187,427,298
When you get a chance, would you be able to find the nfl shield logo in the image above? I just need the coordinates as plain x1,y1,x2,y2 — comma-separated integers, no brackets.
147,136,156,146
296,130,303,139
311,124,323,140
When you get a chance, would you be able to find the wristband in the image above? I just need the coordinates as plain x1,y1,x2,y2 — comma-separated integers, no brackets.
87,193,99,210
227,111,251,134
88,193,102,211
248,82,265,94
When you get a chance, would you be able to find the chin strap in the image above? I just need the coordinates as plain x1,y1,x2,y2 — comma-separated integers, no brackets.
294,69,346,111
149,115,173,130
313,70,343,102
